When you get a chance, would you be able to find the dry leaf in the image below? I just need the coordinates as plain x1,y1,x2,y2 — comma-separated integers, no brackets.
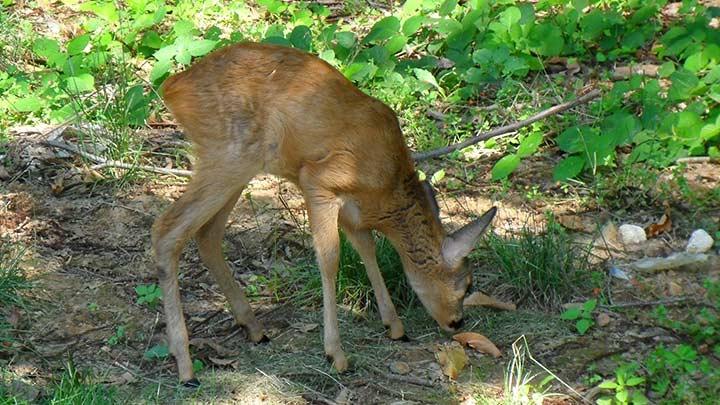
452,332,502,358
208,356,238,368
463,291,516,311
645,206,672,238
435,343,468,380
291,322,318,333
557,214,595,233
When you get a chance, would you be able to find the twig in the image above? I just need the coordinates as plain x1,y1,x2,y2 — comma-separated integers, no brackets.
601,296,693,309
676,156,720,164
412,89,602,161
43,139,192,177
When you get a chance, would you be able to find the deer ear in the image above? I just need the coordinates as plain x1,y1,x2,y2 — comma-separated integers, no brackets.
442,207,497,268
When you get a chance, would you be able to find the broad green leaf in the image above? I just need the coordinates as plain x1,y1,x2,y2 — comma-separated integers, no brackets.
491,154,520,180
556,127,584,153
553,155,585,181
402,15,425,36
431,169,445,184
413,68,441,91
65,73,95,93
362,16,400,44
517,132,543,157
187,40,217,57
150,58,173,81
685,51,709,73
261,36,291,47
335,31,356,49
668,68,701,101
626,376,645,387
598,380,618,389
173,20,195,38
498,6,521,29
439,0,458,16
529,23,564,56
13,96,43,113
33,37,65,67
289,25,312,51
673,110,702,140
576,318,592,334
596,398,613,405
582,299,597,313
142,31,163,49
632,391,649,405
658,61,675,78
67,34,90,55
384,34,407,54
319,49,338,65
561,307,581,320
708,83,720,103
154,44,178,61
144,344,169,359
343,62,377,82
705,66,720,84
435,18,463,36
615,388,629,403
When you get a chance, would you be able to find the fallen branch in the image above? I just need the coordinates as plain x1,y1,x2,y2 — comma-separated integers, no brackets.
412,88,602,161
43,139,192,178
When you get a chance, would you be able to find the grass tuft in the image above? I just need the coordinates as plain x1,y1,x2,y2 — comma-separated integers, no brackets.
270,232,416,313
474,214,601,310
0,240,29,347
47,360,115,405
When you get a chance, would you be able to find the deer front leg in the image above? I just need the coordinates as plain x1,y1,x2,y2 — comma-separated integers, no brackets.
340,225,405,340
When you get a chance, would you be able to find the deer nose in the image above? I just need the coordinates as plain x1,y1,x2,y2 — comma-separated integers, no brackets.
448,318,464,330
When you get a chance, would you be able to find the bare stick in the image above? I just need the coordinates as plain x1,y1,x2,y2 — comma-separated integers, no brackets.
43,139,192,177
412,89,602,161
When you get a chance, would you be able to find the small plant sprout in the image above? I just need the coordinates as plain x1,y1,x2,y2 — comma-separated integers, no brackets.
561,299,597,335
135,284,162,309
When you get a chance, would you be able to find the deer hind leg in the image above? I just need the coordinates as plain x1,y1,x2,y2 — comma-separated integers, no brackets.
152,166,257,385
298,187,347,372
196,190,266,343
339,224,405,340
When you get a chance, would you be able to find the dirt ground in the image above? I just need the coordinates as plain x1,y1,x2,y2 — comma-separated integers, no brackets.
1,131,720,404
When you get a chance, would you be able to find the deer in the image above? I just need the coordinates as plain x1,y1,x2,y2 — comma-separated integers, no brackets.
152,42,497,387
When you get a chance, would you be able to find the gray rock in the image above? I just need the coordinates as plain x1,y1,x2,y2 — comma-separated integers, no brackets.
686,229,714,253
618,224,647,245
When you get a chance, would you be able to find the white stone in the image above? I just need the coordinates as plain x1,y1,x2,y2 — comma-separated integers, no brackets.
686,229,714,253
618,224,647,245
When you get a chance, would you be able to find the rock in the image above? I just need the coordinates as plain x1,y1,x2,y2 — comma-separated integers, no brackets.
629,252,709,272
0,166,9,180
609,266,631,281
389,361,411,375
618,224,647,245
686,229,714,253
668,281,683,296
596,313,611,327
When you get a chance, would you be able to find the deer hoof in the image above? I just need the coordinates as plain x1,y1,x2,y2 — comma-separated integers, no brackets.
182,378,201,389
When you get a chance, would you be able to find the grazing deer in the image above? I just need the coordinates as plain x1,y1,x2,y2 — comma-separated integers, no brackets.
153,42,497,386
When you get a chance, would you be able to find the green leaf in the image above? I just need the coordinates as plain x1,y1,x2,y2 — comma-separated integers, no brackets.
289,25,312,51
144,344,169,359
685,50,709,73
529,23,564,56
615,388,628,403
13,96,43,113
561,307,581,320
668,68,701,101
150,58,173,81
576,318,592,334
439,0,458,16
187,40,217,57
491,154,521,180
498,6,521,29
626,376,645,387
362,16,400,44
65,73,95,94
154,44,178,61
517,132,543,157
553,155,585,181
384,34,407,54
658,62,675,78
598,380,618,389
403,15,425,36
67,34,91,55
556,127,584,153
582,299,597,313
632,390,649,405
430,169,445,184
596,398,613,405
335,31,356,49
192,359,204,373
141,31,163,49
33,37,65,67
413,68,441,91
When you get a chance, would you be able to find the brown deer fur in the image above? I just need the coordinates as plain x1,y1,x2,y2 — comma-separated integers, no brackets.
152,43,497,385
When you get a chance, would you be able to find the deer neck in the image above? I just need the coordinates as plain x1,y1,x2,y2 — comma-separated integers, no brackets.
377,177,445,273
